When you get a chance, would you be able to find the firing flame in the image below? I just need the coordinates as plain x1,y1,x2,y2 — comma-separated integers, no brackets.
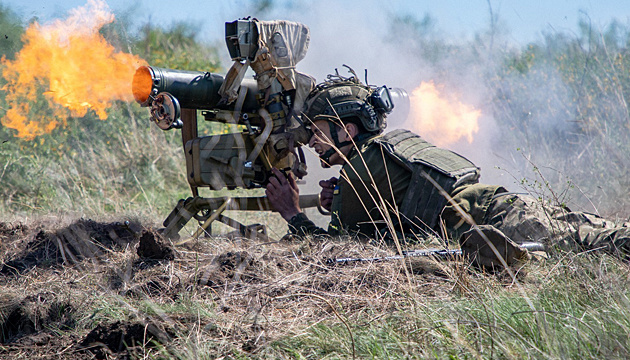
406,81,480,146
1,0,147,140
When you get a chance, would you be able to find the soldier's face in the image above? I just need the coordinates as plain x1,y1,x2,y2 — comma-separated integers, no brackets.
308,119,345,166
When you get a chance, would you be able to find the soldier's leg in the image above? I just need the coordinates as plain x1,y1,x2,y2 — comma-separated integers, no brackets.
485,193,630,256
483,193,559,245
572,225,630,258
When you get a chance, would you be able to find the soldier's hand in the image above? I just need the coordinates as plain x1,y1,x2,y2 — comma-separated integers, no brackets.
266,168,301,221
319,177,338,211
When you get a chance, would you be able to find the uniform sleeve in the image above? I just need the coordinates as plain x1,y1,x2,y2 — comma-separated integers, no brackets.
288,212,328,237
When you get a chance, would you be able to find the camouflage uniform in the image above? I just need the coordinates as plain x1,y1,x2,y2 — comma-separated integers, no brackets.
290,131,497,238
290,133,412,237
479,192,630,256
290,131,630,257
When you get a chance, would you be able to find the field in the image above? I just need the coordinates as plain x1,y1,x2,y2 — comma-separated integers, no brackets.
2,217,630,359
1,1,630,359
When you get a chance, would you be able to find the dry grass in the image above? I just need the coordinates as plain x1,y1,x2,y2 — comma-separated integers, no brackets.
1,217,629,359
0,217,493,358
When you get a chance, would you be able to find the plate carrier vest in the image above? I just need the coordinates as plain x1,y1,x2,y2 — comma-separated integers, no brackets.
375,129,480,231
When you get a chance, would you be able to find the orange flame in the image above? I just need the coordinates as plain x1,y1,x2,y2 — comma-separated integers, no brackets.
1,0,147,140
406,81,480,146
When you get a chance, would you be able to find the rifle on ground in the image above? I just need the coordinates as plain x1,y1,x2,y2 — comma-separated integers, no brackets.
328,242,546,265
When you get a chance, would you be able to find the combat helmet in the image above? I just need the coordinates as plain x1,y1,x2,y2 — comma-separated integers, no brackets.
301,66,395,165
302,66,394,134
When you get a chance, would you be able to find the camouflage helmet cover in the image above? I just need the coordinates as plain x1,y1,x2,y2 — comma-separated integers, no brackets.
301,70,388,134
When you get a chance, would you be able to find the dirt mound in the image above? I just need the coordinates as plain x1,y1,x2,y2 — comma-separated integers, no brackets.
0,291,76,351
1,218,143,276
136,230,174,261
79,320,169,359
198,250,255,287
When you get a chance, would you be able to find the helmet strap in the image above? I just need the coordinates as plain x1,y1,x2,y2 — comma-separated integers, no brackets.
318,121,353,166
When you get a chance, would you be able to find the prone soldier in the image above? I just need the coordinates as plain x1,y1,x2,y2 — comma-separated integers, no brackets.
265,69,630,268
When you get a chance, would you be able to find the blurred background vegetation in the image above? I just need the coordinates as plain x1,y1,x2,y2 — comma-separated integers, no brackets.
0,2,628,232
490,19,630,216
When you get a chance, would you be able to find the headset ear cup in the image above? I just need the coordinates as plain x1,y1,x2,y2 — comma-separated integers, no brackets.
361,103,379,132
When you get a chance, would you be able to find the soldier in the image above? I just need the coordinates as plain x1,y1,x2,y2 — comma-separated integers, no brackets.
265,72,630,267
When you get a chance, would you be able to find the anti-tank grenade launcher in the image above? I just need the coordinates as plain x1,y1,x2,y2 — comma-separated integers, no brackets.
132,19,317,239
131,18,409,240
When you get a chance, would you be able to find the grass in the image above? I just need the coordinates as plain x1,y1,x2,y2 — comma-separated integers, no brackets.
260,254,630,359
2,83,629,360
3,223,629,359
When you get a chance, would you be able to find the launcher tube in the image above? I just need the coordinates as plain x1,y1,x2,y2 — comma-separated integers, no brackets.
132,65,259,112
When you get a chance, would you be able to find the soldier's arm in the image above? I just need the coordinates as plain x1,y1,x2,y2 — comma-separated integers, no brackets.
266,168,329,236
288,212,329,236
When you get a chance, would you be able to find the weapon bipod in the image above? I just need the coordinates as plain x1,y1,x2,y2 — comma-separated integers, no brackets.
160,194,320,240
